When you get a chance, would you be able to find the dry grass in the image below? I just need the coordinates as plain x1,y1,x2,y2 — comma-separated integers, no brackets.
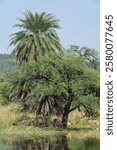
68,109,100,129
0,103,99,138
68,110,100,139
0,103,18,128
0,104,99,129
0,103,66,137
0,103,33,129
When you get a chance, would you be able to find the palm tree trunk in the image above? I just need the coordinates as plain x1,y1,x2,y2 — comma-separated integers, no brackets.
34,33,41,56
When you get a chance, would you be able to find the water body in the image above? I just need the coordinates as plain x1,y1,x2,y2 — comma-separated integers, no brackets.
0,133,100,150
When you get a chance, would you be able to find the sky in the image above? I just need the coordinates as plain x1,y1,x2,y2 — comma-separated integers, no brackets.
0,0,99,54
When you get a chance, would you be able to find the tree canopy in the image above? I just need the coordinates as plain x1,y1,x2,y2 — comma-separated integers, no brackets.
7,51,99,128
10,11,63,64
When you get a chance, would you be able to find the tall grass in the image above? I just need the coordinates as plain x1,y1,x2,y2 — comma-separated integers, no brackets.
0,103,33,129
0,103,66,137
68,109,99,129
0,103,18,128
0,103,99,137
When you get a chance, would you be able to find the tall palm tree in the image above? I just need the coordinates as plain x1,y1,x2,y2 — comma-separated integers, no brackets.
10,11,63,64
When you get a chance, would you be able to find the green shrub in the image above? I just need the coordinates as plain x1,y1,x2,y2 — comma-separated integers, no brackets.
0,76,10,105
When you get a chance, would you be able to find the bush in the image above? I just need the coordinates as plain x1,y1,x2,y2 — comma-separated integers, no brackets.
0,76,10,105
0,95,8,105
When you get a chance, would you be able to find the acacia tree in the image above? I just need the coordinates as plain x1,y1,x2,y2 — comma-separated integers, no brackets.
67,45,100,69
37,54,99,128
10,11,63,64
8,51,99,128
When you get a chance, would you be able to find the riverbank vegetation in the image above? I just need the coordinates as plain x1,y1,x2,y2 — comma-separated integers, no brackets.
0,11,100,136
0,103,99,137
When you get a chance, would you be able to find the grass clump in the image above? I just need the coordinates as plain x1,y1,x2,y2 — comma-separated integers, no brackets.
0,126,65,137
68,109,99,130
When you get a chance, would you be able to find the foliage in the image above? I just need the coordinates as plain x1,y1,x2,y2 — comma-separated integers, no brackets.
7,50,99,128
0,54,16,74
9,11,63,64
0,75,10,105
67,45,100,69
0,54,15,104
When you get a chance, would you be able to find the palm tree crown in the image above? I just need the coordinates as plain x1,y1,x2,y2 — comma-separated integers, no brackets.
10,11,63,64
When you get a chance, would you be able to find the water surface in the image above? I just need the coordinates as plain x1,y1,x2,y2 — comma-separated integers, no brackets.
0,132,100,150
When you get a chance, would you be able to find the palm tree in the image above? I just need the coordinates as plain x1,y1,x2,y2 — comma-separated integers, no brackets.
10,11,63,64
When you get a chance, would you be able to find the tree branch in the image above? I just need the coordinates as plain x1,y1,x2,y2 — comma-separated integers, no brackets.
68,105,81,114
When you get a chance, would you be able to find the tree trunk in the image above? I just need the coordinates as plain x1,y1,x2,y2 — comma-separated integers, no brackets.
62,102,71,129
62,113,69,129
36,99,44,116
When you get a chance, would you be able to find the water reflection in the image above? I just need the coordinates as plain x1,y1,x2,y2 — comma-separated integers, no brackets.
12,135,69,150
0,134,100,150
